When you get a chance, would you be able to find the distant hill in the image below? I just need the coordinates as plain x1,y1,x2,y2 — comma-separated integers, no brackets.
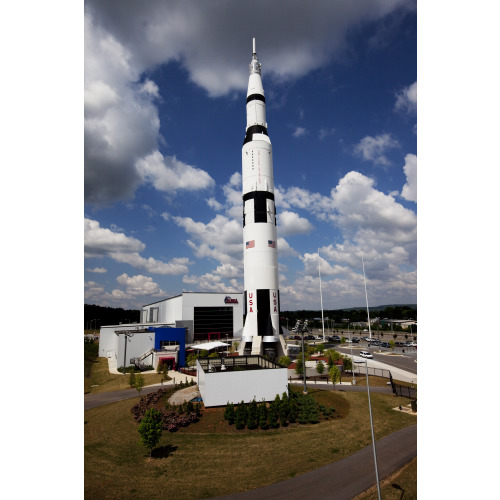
341,304,417,312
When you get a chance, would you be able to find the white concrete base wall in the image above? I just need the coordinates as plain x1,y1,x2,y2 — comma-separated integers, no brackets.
197,362,288,407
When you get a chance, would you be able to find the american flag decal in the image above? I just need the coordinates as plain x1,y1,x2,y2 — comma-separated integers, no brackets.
268,240,275,248
246,240,255,249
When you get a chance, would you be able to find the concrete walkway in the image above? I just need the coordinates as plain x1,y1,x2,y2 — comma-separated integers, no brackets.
214,424,417,500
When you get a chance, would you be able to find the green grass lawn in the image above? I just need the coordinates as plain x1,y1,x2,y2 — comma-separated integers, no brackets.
85,387,416,499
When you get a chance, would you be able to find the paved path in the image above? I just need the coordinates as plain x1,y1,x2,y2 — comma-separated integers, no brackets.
213,424,417,500
84,370,195,411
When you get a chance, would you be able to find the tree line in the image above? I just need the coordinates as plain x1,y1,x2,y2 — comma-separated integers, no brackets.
84,304,141,329
281,305,416,326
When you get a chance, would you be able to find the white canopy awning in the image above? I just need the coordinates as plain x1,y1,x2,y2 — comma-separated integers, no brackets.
191,341,229,351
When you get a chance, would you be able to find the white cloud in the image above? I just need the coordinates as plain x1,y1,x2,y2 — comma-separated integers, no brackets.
84,218,190,274
183,272,240,293
115,273,166,297
139,79,160,98
84,8,214,205
87,267,107,273
395,81,417,114
84,218,145,257
354,134,400,166
319,128,336,140
278,211,314,236
277,237,299,258
401,153,417,202
173,214,243,266
293,127,307,138
136,151,215,193
207,197,223,211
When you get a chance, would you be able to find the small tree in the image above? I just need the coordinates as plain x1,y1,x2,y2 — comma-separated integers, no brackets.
187,353,198,367
134,373,145,395
233,341,240,351
316,360,325,376
279,355,292,367
390,340,395,351
342,356,352,373
328,365,340,389
317,343,325,355
294,356,304,376
129,371,136,388
138,408,163,457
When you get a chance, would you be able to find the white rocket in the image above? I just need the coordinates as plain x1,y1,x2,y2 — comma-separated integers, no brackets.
240,39,286,360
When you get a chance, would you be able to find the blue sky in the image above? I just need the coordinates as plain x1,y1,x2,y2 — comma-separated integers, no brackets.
84,0,417,311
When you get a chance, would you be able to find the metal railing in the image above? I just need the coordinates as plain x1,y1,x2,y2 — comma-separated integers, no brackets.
197,355,281,374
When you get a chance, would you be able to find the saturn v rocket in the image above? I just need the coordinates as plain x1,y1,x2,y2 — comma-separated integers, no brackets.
240,39,287,360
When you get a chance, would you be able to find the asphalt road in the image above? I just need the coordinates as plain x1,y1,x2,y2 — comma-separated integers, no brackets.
335,345,417,375
84,383,165,411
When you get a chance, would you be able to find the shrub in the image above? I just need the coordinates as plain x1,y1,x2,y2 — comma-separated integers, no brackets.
235,401,247,430
224,402,235,425
258,401,269,430
278,392,290,426
268,401,279,429
246,399,259,430
129,371,136,388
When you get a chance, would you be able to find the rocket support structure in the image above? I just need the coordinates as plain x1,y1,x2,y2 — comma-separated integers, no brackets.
240,39,286,360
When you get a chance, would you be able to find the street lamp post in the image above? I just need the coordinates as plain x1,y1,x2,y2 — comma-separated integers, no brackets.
349,329,355,385
301,331,307,394
123,332,134,375
361,251,373,340
318,248,325,343
355,358,381,500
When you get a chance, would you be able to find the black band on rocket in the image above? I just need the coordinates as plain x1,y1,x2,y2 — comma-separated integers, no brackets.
246,93,266,104
243,124,268,145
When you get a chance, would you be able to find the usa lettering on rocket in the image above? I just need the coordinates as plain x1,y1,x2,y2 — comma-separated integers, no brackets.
240,39,285,359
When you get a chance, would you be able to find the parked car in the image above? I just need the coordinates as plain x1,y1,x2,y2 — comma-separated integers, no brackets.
380,341,390,348
352,337,360,343
359,351,373,359
304,335,315,341
292,335,302,340
331,335,341,342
